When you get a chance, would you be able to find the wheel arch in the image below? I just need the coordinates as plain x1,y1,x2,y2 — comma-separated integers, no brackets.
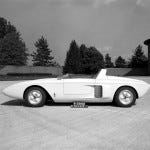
113,85,139,100
23,85,53,102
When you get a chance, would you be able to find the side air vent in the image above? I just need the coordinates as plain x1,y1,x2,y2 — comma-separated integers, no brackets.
94,86,102,98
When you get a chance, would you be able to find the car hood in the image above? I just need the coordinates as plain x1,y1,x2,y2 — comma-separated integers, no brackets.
23,78,60,84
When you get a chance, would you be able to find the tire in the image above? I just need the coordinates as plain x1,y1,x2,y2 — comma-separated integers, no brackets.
24,87,46,107
114,87,136,107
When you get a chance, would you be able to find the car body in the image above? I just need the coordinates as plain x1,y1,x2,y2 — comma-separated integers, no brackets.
3,69,150,107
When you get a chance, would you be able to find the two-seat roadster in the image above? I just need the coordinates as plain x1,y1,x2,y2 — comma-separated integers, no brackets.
3,69,150,107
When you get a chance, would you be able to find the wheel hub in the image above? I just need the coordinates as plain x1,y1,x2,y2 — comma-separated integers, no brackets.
119,90,133,105
28,90,42,105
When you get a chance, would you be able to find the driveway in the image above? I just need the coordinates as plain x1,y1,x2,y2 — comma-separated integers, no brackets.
0,78,150,150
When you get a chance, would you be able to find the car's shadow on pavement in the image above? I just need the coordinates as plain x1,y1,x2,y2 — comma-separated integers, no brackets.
1,99,25,106
46,101,116,107
1,99,116,107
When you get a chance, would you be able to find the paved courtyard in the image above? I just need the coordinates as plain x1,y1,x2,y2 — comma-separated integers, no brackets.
0,78,150,150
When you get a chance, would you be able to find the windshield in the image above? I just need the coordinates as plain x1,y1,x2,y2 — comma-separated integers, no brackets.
59,73,95,79
58,69,106,79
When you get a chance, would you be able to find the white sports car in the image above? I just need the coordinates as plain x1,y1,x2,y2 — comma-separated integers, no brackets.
3,69,150,107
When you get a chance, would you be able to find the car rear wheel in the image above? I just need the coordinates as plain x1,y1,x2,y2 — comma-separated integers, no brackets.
114,87,136,107
24,87,46,107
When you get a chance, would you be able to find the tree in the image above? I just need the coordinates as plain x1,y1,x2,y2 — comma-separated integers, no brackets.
6,22,17,34
0,17,28,65
0,17,16,39
0,17,7,39
128,45,148,68
63,40,81,74
80,45,104,74
64,42,105,74
104,53,114,68
32,36,54,66
115,56,127,68
0,32,28,65
79,44,88,73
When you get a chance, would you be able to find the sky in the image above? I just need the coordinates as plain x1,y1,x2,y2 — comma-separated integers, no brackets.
0,0,150,65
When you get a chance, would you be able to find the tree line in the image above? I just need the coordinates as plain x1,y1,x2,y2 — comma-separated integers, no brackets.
0,17,56,66
0,17,148,74
63,41,148,74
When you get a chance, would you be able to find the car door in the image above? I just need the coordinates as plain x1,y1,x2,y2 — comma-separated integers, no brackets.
63,78,95,99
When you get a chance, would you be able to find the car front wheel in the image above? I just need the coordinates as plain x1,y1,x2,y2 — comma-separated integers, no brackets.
24,87,46,107
114,87,136,107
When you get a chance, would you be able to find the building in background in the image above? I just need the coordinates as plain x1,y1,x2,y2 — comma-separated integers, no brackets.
144,39,150,75
0,65,62,76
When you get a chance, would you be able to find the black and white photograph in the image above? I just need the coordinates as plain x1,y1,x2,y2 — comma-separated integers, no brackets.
0,0,150,149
